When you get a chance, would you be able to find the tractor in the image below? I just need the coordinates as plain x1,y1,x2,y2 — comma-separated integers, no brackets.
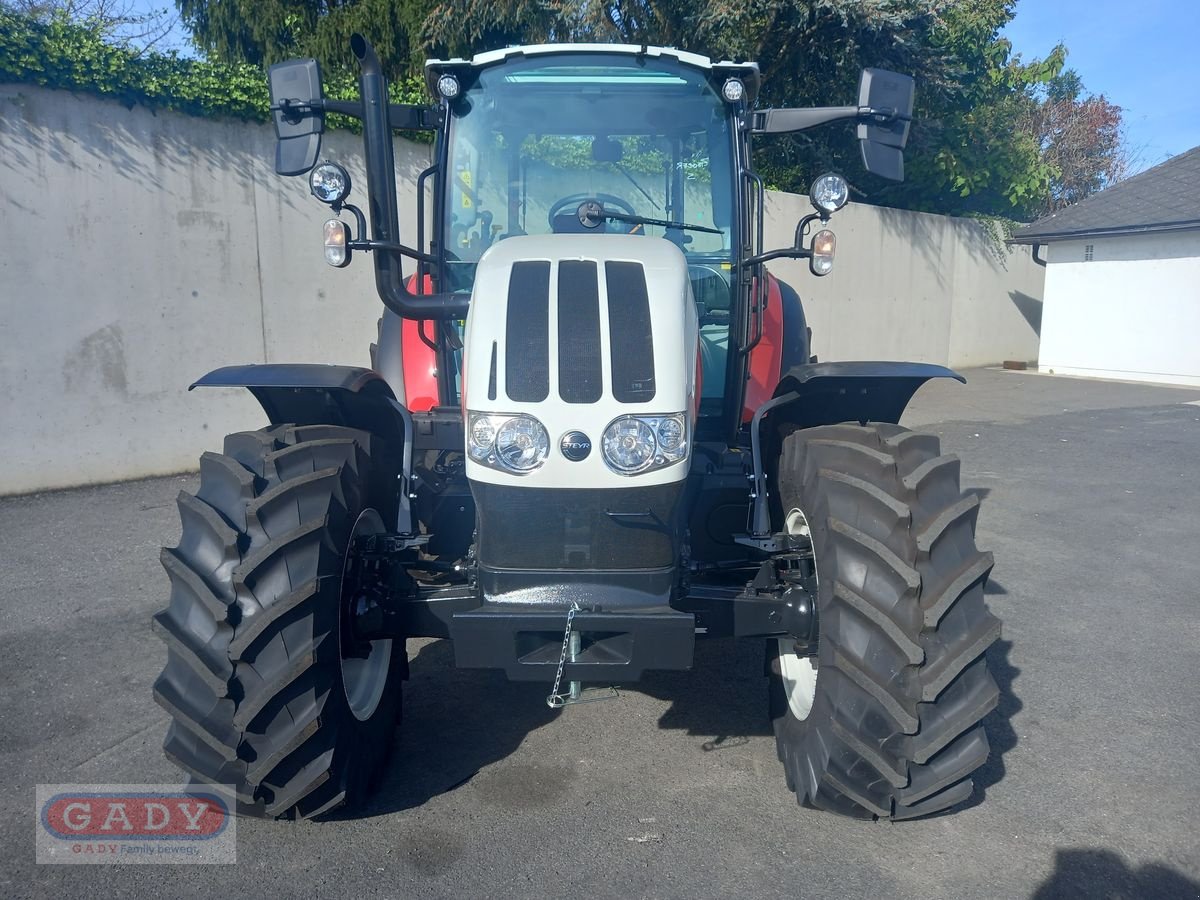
152,34,1000,822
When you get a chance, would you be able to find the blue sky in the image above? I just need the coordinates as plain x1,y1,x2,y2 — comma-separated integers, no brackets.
139,0,1199,170
1001,0,1200,170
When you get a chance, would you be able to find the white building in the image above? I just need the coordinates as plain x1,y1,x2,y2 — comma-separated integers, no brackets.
1011,147,1200,387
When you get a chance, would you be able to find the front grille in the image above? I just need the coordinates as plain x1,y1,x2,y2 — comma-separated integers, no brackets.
557,260,603,403
505,261,550,402
605,261,656,403
472,481,684,570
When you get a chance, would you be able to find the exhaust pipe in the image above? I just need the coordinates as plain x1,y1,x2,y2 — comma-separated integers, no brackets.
351,34,467,320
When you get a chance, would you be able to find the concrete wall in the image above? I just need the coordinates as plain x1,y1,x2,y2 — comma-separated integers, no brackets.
1039,232,1200,387
762,193,1045,368
0,84,1043,495
1,84,433,495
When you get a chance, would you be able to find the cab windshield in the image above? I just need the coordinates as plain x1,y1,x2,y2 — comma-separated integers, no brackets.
441,53,736,293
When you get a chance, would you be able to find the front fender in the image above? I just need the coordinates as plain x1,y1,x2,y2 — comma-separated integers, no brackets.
744,361,963,538
191,363,409,443
765,361,964,431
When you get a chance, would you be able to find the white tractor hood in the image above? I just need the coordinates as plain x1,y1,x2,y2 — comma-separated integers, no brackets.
462,234,698,489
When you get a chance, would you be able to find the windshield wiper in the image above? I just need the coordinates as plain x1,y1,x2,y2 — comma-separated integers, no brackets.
577,201,722,235
613,164,661,211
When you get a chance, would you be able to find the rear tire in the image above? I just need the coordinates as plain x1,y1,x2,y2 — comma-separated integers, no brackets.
769,423,1000,820
152,424,404,819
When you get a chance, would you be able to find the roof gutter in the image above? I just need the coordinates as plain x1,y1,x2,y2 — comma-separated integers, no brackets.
1009,218,1200,245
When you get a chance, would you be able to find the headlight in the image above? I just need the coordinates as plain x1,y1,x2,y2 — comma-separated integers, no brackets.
809,172,849,215
602,414,688,476
468,412,549,474
602,418,656,474
309,161,351,205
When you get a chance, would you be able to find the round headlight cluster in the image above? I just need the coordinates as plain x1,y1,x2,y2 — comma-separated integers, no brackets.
468,412,549,474
602,414,688,475
309,161,351,205
809,172,849,215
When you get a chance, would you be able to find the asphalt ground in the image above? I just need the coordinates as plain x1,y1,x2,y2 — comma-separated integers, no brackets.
2,367,1199,899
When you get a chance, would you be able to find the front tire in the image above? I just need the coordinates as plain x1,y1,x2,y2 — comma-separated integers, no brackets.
769,423,1000,820
152,424,404,819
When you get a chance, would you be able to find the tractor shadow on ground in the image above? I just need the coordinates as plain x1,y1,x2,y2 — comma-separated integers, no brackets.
642,635,1021,813
949,637,1020,816
638,637,774,743
1030,847,1200,899
337,631,1021,819
335,638,559,819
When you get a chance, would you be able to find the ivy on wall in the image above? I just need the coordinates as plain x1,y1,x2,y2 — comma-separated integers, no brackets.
0,9,426,129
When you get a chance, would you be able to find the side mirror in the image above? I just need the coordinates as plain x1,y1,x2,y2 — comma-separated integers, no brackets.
268,58,325,176
856,68,914,182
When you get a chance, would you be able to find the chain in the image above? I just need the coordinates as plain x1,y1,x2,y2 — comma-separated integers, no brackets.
545,601,582,709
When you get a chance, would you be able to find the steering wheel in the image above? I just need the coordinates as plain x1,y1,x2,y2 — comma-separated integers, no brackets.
547,193,637,231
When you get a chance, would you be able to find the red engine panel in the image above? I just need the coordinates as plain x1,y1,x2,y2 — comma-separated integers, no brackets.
742,273,785,423
400,274,440,412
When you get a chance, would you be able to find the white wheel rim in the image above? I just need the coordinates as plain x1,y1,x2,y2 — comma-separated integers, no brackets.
779,508,819,722
340,508,392,722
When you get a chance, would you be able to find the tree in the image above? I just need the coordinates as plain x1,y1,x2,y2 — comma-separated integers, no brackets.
176,0,432,79
423,0,1065,218
2,0,178,51
1024,69,1128,215
173,0,1076,218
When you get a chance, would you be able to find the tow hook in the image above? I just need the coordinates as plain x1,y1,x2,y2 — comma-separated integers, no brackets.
545,602,620,709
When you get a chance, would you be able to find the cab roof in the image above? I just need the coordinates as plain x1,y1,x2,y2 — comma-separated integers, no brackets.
425,44,760,101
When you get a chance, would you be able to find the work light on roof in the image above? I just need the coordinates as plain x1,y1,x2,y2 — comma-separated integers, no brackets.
721,78,745,103
436,74,461,100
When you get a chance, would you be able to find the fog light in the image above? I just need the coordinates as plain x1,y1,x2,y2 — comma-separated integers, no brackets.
323,218,351,267
810,229,836,276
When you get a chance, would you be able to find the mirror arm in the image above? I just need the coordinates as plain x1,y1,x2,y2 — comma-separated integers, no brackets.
270,98,439,130
752,105,911,135
347,240,438,265
744,212,825,267
744,246,811,266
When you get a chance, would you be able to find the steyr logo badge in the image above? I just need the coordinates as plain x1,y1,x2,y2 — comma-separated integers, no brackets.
560,431,591,461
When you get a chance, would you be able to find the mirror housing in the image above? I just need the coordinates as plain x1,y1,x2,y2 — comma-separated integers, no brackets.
268,58,325,176
856,68,914,182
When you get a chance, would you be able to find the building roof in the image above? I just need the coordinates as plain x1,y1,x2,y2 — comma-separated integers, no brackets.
1011,145,1200,244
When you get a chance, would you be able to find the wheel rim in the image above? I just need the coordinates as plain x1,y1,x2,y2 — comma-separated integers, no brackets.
778,508,819,722
339,508,392,722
